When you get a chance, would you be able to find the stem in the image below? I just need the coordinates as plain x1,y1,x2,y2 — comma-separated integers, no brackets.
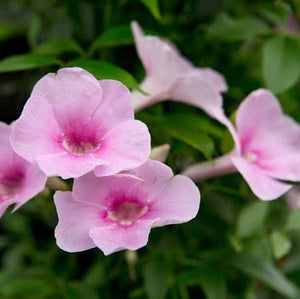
182,153,237,181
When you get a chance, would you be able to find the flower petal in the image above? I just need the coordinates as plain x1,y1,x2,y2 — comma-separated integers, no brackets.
10,95,62,163
12,163,47,211
148,175,200,226
231,156,292,200
131,21,192,86
89,220,153,255
88,80,133,133
236,89,282,142
31,67,103,131
168,70,224,119
37,152,107,179
54,191,104,252
94,120,151,176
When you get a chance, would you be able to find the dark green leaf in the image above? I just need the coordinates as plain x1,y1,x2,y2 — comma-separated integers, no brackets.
0,54,62,72
262,35,300,93
236,201,269,239
34,38,84,55
143,258,171,299
179,265,227,299
140,0,161,20
229,253,299,298
207,13,271,42
89,25,133,53
70,58,140,90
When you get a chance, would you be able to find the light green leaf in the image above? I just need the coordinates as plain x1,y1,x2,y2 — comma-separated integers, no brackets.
34,38,84,56
70,58,140,89
236,201,269,239
271,231,292,259
207,13,271,42
229,253,299,298
0,54,62,73
140,0,161,20
89,25,133,53
286,208,300,231
262,35,300,93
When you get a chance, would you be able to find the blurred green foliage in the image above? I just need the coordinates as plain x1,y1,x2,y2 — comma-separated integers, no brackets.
1,0,300,298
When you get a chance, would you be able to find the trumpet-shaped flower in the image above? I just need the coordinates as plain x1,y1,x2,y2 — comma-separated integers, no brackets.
54,160,200,255
131,21,228,122
0,122,46,217
230,89,300,200
11,67,151,179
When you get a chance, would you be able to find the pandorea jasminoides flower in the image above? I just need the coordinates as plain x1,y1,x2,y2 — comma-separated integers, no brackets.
230,89,300,200
54,160,200,255
183,89,300,200
131,21,228,121
0,122,46,217
11,67,151,179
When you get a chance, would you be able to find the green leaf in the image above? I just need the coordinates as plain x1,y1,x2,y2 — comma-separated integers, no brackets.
179,265,227,299
160,113,215,159
143,258,171,299
89,25,133,53
236,201,269,239
140,0,161,20
34,38,84,56
70,58,140,89
207,13,271,42
286,208,300,231
262,35,300,93
229,253,299,298
0,54,62,73
271,231,292,259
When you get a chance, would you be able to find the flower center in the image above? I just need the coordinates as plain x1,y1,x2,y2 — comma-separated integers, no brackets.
0,172,24,200
244,151,257,163
62,135,100,156
107,201,148,226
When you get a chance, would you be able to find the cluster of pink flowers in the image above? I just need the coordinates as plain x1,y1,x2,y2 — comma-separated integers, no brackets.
2,20,300,255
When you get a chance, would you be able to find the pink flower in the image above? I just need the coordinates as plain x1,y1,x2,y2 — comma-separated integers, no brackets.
0,122,46,217
11,67,151,179
54,160,200,255
131,21,228,122
230,89,300,200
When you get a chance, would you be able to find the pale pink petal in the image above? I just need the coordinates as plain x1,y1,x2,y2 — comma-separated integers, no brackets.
131,76,167,111
194,67,228,93
231,156,292,200
10,96,62,163
31,67,103,131
148,175,200,226
236,89,282,142
88,80,134,133
73,172,145,207
131,21,192,86
89,220,154,255
168,70,224,119
129,160,173,195
54,191,105,252
94,120,151,176
37,152,107,179
12,164,47,210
